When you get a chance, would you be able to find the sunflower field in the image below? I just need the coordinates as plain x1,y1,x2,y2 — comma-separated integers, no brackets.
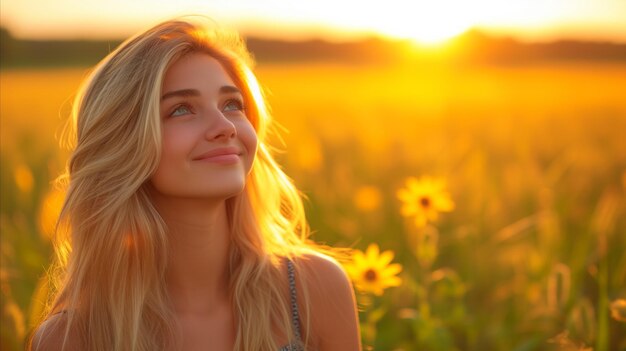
2,60,626,350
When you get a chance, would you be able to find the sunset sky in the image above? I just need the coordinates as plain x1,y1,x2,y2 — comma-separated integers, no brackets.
1,0,626,44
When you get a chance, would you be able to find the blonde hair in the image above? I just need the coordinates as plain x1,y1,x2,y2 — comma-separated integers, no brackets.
30,17,327,351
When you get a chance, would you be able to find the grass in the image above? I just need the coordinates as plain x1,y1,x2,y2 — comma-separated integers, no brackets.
2,61,625,350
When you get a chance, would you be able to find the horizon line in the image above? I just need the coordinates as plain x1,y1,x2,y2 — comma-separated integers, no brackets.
3,25,626,46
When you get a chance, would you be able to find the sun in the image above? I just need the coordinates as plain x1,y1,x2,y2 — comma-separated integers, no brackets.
359,1,476,45
381,19,471,45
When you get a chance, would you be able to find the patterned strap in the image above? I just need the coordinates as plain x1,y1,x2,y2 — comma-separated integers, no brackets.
286,259,302,341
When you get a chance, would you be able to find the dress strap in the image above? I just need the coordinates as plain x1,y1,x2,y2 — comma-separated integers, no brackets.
286,259,302,341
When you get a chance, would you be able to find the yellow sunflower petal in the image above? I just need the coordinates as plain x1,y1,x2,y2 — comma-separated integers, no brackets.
406,177,419,190
426,209,439,222
381,276,402,287
352,250,367,267
371,286,385,296
381,263,403,276
397,188,413,201
435,196,455,211
365,244,380,260
344,265,360,279
414,214,428,227
376,250,395,268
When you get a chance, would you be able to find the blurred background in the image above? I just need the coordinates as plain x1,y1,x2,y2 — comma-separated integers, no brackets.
1,1,625,350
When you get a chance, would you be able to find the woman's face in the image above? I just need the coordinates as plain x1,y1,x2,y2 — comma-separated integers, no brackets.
150,53,258,201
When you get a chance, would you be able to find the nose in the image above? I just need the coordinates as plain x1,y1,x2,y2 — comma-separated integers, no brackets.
204,109,236,141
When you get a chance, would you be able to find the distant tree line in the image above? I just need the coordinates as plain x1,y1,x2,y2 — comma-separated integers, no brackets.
445,29,626,65
1,26,625,68
1,27,124,67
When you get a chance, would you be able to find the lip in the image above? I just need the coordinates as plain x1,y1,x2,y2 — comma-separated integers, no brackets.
193,147,241,163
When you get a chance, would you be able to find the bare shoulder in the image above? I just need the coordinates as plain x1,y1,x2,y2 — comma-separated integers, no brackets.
29,312,80,351
296,252,351,288
294,252,362,351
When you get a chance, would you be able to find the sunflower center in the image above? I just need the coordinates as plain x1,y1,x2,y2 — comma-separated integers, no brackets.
364,269,378,282
420,196,431,208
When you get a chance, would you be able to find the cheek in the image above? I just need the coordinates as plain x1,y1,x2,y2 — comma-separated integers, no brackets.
242,123,258,167
160,125,196,158
153,128,193,176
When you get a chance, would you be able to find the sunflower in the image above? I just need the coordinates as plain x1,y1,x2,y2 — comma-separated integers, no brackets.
345,244,402,296
397,176,454,228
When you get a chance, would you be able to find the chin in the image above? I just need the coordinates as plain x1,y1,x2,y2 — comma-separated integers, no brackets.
205,179,247,199
150,172,248,201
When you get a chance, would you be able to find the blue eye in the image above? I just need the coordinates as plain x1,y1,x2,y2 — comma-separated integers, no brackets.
223,99,245,112
170,104,193,117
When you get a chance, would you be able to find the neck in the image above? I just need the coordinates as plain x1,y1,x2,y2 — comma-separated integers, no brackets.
156,197,232,314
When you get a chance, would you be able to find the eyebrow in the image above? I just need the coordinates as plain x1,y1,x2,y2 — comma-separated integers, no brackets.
160,85,242,101
219,85,242,95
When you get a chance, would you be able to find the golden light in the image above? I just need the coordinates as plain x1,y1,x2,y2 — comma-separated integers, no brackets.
353,186,382,212
14,164,35,194
371,1,475,45
38,187,66,240
296,0,477,45
2,0,626,43
317,0,482,45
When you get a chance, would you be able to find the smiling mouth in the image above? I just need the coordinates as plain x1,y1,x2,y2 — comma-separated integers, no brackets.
193,147,241,164
199,154,240,164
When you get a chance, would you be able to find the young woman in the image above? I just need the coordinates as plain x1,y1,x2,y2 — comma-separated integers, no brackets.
30,17,361,351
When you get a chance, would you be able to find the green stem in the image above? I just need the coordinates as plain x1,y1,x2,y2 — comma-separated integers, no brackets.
596,230,609,351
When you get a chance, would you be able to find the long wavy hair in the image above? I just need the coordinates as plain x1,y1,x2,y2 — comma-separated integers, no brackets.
30,17,325,351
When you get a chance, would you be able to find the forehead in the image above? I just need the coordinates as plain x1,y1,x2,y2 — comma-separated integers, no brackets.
162,53,236,92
